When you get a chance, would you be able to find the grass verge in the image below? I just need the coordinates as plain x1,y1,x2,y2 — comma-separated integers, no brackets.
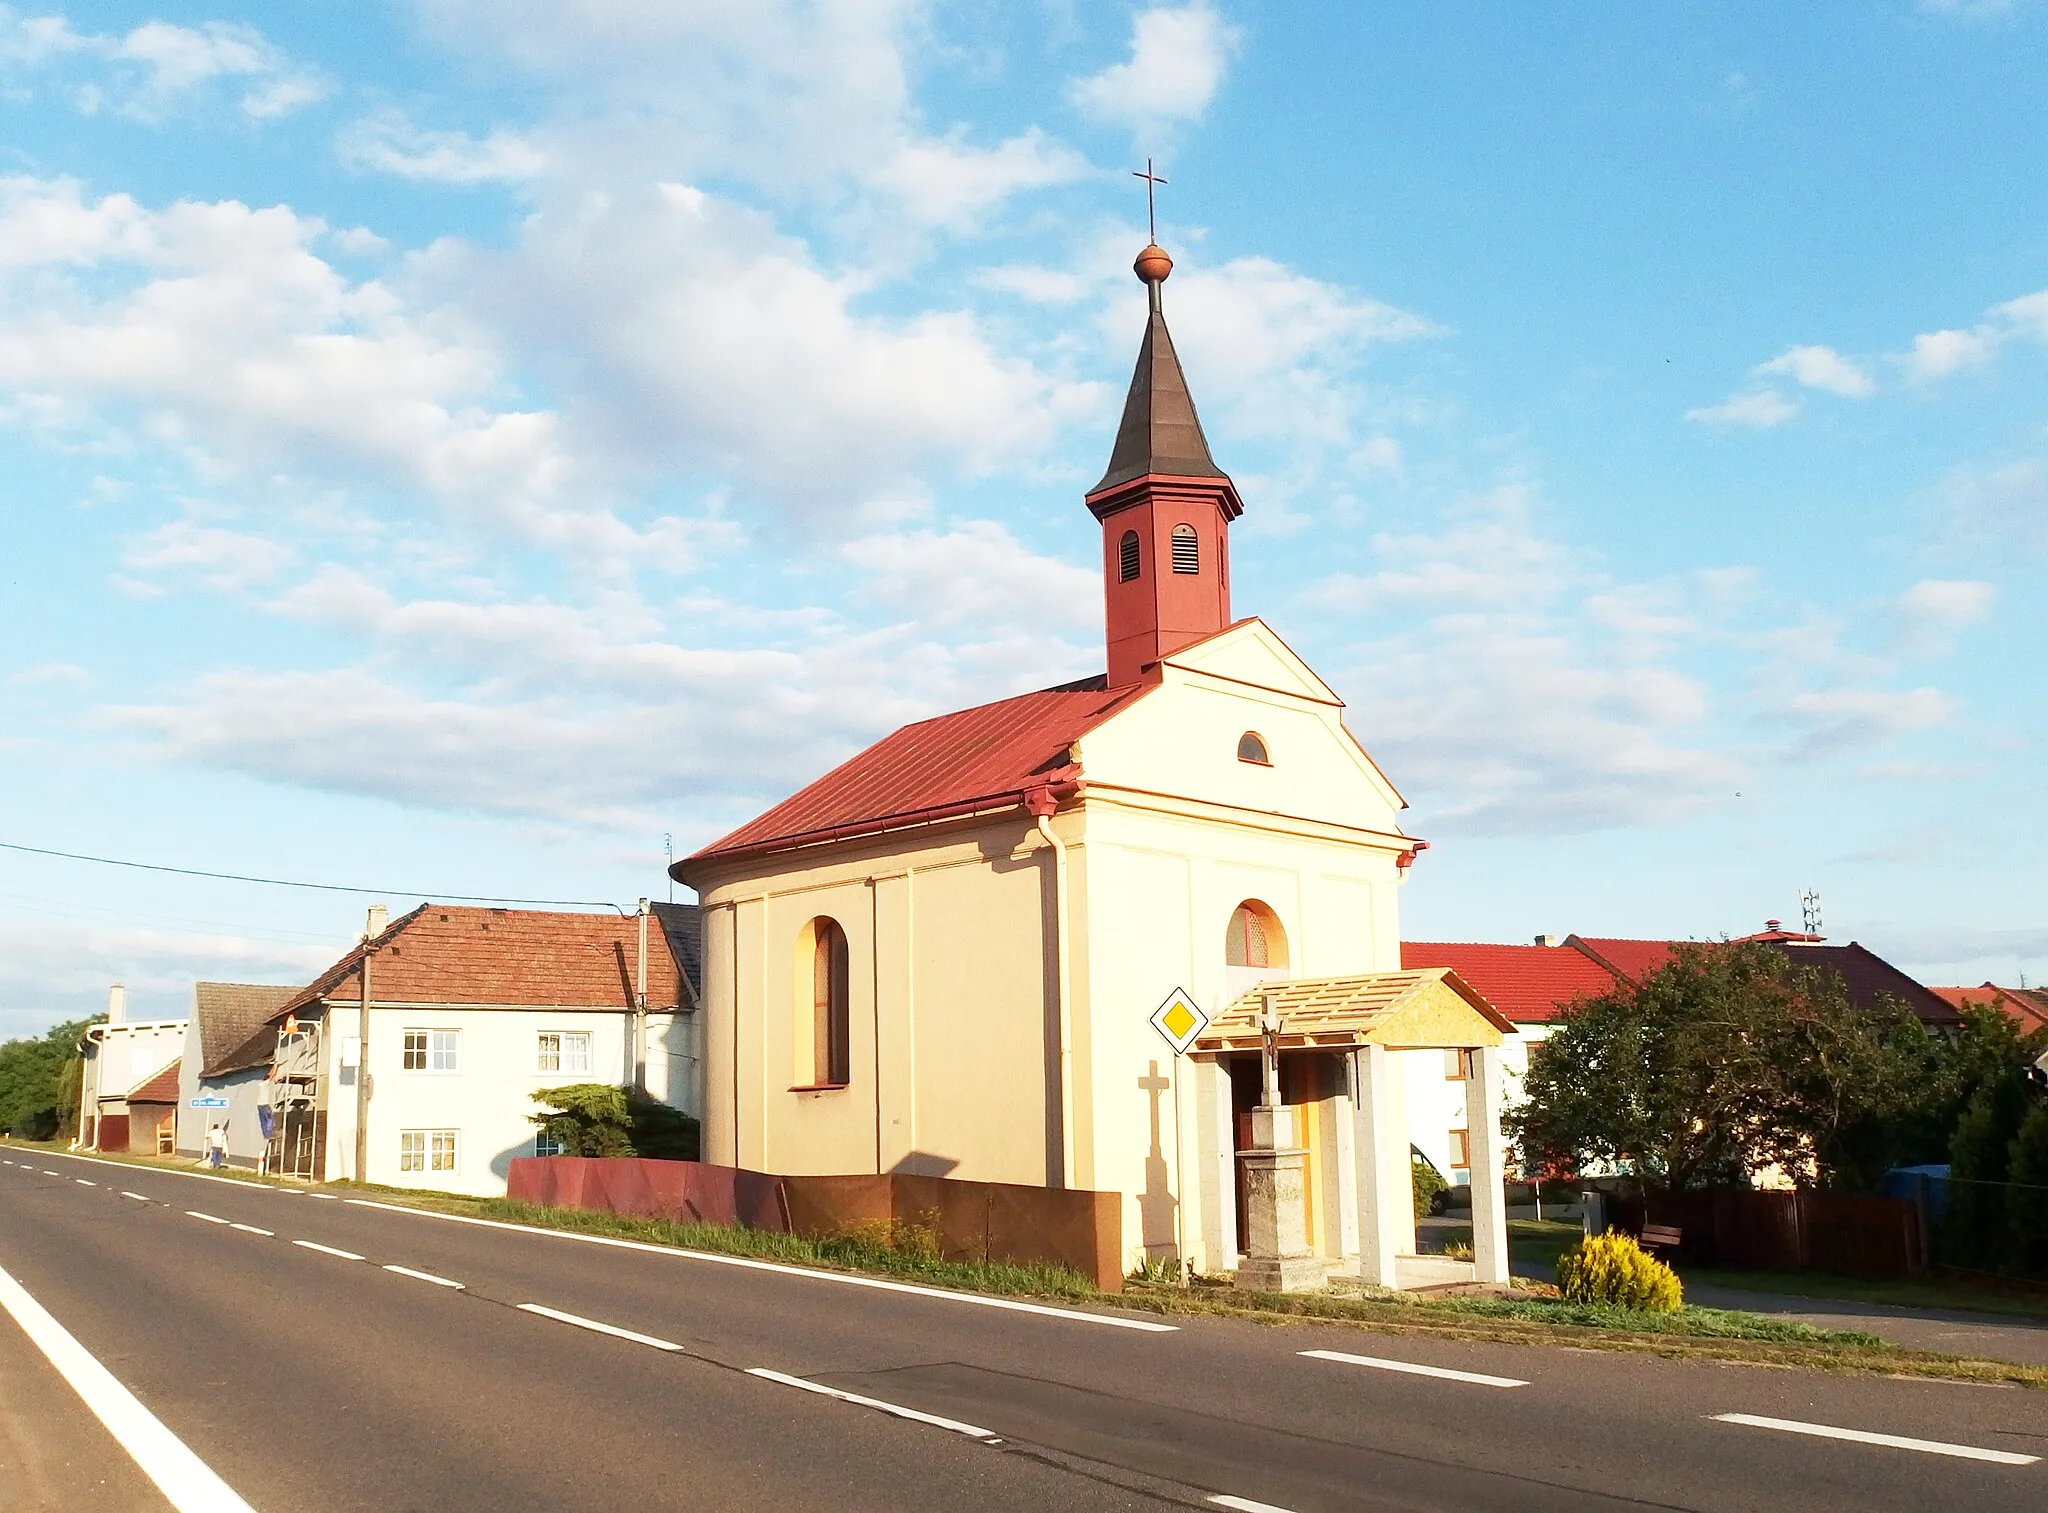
1676,1265,2048,1323
12,1138,2041,1386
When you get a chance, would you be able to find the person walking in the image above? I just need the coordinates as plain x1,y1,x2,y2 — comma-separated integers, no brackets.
205,1122,227,1170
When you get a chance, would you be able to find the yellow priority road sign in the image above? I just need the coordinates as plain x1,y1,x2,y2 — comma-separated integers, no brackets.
1149,987,1208,1056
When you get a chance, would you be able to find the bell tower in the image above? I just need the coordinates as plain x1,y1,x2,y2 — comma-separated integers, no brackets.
1087,242,1244,689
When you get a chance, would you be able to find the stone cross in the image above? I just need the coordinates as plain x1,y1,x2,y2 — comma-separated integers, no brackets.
1257,992,1283,1110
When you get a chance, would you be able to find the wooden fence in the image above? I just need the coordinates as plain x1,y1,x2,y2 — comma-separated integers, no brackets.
507,1157,1124,1291
1638,1187,1925,1279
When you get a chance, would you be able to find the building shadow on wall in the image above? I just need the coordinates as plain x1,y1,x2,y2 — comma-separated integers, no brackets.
889,1151,960,1178
1138,1060,1177,1260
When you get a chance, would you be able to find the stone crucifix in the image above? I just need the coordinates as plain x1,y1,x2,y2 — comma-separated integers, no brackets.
1257,992,1283,1110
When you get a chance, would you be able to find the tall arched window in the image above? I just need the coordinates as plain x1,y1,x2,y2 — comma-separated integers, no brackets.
1118,529,1141,582
1224,901,1288,970
1171,523,1199,574
795,917,850,1087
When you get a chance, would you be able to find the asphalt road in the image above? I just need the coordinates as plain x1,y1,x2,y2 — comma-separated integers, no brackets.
5,1148,2047,1513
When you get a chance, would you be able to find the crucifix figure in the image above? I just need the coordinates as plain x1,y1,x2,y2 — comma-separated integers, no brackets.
1257,993,1283,1110
1132,156,1168,243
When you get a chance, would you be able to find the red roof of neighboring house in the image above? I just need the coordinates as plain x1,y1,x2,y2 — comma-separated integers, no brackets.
686,676,1148,864
1563,935,1680,984
1932,984,2048,1035
1399,942,1620,1023
125,1060,182,1104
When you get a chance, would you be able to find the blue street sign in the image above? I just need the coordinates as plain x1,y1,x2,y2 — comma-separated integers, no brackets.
188,1095,230,1108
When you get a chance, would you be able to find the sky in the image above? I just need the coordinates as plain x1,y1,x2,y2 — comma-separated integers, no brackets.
2,1,2046,1038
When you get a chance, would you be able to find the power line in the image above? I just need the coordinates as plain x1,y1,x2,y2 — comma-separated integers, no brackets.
0,839,627,912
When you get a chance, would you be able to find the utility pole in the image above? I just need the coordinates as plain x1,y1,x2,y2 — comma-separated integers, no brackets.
634,898,650,1093
354,908,379,1183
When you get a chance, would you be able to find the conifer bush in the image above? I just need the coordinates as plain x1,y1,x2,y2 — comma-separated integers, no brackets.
1554,1231,1683,1312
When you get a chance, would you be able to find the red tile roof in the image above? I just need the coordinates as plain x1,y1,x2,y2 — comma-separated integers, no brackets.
1564,935,1679,984
274,906,689,1022
1567,935,1962,1028
125,1060,182,1104
686,676,1148,864
1932,984,2048,1035
1400,942,1621,1023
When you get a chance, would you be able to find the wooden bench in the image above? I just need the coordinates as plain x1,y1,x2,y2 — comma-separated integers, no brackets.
1639,1223,1682,1255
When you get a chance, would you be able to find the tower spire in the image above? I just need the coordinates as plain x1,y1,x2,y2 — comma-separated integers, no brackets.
1087,237,1244,689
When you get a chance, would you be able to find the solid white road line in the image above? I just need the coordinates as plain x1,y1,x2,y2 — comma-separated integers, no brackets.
229,1223,273,1237
517,1303,684,1352
746,1368,999,1441
184,1211,230,1226
1298,1348,1528,1388
0,1260,258,1513
1209,1496,1301,1513
292,1240,366,1261
383,1264,464,1289
305,1192,338,1200
1711,1413,2038,1466
346,1200,1178,1333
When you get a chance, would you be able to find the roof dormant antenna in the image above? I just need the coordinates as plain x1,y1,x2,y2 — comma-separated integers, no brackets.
1800,889,1823,936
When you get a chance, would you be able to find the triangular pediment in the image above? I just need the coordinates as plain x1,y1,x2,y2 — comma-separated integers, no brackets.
1161,619,1341,705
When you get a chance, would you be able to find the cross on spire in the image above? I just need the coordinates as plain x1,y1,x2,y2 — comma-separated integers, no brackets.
1132,157,1168,243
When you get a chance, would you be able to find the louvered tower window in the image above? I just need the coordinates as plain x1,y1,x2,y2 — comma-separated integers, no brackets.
1118,530,1140,582
1171,523,1199,574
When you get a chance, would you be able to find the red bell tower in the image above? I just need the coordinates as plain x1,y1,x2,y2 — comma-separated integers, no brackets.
1087,243,1244,689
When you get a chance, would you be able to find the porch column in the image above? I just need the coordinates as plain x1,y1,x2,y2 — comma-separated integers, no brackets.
1464,1044,1510,1285
1348,1044,1402,1288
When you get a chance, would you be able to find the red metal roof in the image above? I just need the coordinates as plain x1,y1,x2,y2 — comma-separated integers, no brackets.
687,676,1148,864
125,1060,182,1104
1400,942,1621,1023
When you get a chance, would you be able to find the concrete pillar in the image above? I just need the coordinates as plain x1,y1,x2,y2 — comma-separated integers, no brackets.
1195,1057,1237,1272
1349,1044,1403,1288
1464,1044,1511,1285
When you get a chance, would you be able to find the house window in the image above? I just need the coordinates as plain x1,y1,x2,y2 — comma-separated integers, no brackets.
1449,1128,1471,1171
1118,529,1140,582
794,916,851,1088
405,1029,459,1072
402,1129,458,1172
1237,731,1270,765
1171,523,1199,573
538,1032,591,1075
534,1130,565,1158
1224,901,1288,970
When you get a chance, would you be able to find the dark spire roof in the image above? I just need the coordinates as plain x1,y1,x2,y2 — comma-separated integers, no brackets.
1090,277,1229,496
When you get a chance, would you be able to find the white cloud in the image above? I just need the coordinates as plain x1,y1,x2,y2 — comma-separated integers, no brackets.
1754,343,1873,397
6,661,90,686
841,521,1097,629
1685,389,1799,428
1773,686,1957,761
1889,578,1994,660
0,12,325,120
867,128,1089,228
1904,324,2001,379
1938,458,2048,552
1069,3,1239,134
123,520,296,589
337,112,548,184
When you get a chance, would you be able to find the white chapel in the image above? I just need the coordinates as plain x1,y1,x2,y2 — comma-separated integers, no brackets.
675,241,1514,1286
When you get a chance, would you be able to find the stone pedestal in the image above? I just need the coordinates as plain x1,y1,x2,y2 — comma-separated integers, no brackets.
1235,1106,1325,1293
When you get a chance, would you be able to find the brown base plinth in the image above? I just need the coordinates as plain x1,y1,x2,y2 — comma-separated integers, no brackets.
1234,1254,1328,1293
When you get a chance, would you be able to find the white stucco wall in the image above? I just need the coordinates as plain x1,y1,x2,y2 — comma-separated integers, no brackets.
80,1021,186,1116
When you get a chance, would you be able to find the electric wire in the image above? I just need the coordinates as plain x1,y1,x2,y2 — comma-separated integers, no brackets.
0,840,628,912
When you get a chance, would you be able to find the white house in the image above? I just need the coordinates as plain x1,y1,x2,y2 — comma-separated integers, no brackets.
75,984,187,1156
214,903,702,1196
175,981,301,1167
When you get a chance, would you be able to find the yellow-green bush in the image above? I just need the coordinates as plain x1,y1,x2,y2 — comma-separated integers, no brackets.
1554,1231,1683,1312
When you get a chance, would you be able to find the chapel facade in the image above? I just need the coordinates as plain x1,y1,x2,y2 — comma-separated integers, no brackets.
675,242,1513,1283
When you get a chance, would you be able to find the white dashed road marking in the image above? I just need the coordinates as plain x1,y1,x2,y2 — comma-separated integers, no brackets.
229,1224,273,1237
1712,1414,2038,1466
120,1192,150,1202
74,1178,94,1186
1209,1497,1301,1513
746,1368,1000,1441
0,1260,258,1513
1298,1349,1528,1388
293,1240,366,1261
383,1265,464,1289
185,1212,230,1226
517,1303,684,1352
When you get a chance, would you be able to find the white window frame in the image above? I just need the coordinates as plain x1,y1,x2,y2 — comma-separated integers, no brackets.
534,1129,565,1158
399,1130,426,1172
537,1031,592,1076
405,1028,460,1073
429,1130,458,1172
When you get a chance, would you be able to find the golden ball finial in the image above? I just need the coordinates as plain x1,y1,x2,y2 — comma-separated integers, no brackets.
1133,243,1173,285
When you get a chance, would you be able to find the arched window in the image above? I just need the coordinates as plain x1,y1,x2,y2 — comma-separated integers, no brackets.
1118,529,1140,582
1237,731,1270,765
1171,523,1199,574
1224,901,1288,970
795,917,850,1087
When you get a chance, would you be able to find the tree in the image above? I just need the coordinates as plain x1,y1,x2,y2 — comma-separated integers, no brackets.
1946,1073,2036,1270
1510,942,1938,1194
2007,1102,2048,1276
0,1018,99,1139
530,1084,701,1161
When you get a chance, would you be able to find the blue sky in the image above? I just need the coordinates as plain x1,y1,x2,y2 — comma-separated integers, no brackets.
3,1,2045,1036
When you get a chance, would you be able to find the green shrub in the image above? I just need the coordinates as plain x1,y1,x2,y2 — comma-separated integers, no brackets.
530,1083,701,1160
1554,1231,1683,1312
1411,1148,1449,1222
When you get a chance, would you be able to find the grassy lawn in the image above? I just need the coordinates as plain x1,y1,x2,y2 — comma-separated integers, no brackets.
13,1138,2043,1388
1675,1265,2048,1322
1426,1217,1581,1269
